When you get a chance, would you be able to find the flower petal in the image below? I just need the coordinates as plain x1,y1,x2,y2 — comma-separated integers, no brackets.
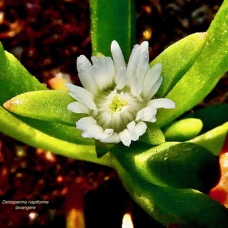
111,40,126,70
142,63,162,99
118,121,147,146
66,83,97,112
136,106,157,122
130,76,139,97
77,55,99,94
91,56,115,91
148,98,176,109
126,44,140,84
144,75,163,100
76,117,97,131
126,121,138,140
135,121,147,136
100,131,120,144
67,101,90,114
119,128,132,146
115,66,127,90
132,41,150,96
85,125,104,139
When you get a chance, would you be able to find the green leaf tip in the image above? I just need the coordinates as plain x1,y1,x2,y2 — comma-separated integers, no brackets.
163,118,203,141
0,43,47,104
186,104,228,133
151,32,208,97
3,90,82,126
185,104,228,155
190,122,228,156
156,0,228,127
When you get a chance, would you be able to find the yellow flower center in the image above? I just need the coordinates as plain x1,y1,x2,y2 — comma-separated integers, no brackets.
108,95,128,113
94,90,143,132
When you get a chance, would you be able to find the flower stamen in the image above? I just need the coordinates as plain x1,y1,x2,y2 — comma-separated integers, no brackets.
108,95,128,113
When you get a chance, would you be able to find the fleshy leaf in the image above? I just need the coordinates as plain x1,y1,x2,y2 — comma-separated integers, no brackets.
157,0,228,127
19,116,94,145
0,107,112,167
186,104,228,155
186,104,228,133
3,90,82,126
190,122,228,156
90,0,135,58
95,140,114,158
0,44,106,165
139,122,165,145
151,32,208,97
163,118,203,141
185,104,228,155
113,158,228,227
112,142,219,192
0,43,47,104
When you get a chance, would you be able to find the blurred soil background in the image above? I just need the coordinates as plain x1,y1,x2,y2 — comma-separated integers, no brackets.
0,0,226,227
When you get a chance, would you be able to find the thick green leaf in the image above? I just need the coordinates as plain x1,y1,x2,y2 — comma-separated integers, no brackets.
0,107,112,167
0,43,46,104
186,104,228,133
3,90,81,126
139,122,165,145
157,0,228,127
18,116,94,145
90,0,135,58
112,142,219,192
113,159,228,227
95,140,114,158
190,122,228,156
0,45,105,164
184,104,228,155
163,118,203,141
151,32,208,97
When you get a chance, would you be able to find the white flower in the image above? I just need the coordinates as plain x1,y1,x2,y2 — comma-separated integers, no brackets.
66,40,175,146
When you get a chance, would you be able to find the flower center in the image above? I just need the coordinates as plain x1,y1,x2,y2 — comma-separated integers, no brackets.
108,95,128,113
94,90,144,132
